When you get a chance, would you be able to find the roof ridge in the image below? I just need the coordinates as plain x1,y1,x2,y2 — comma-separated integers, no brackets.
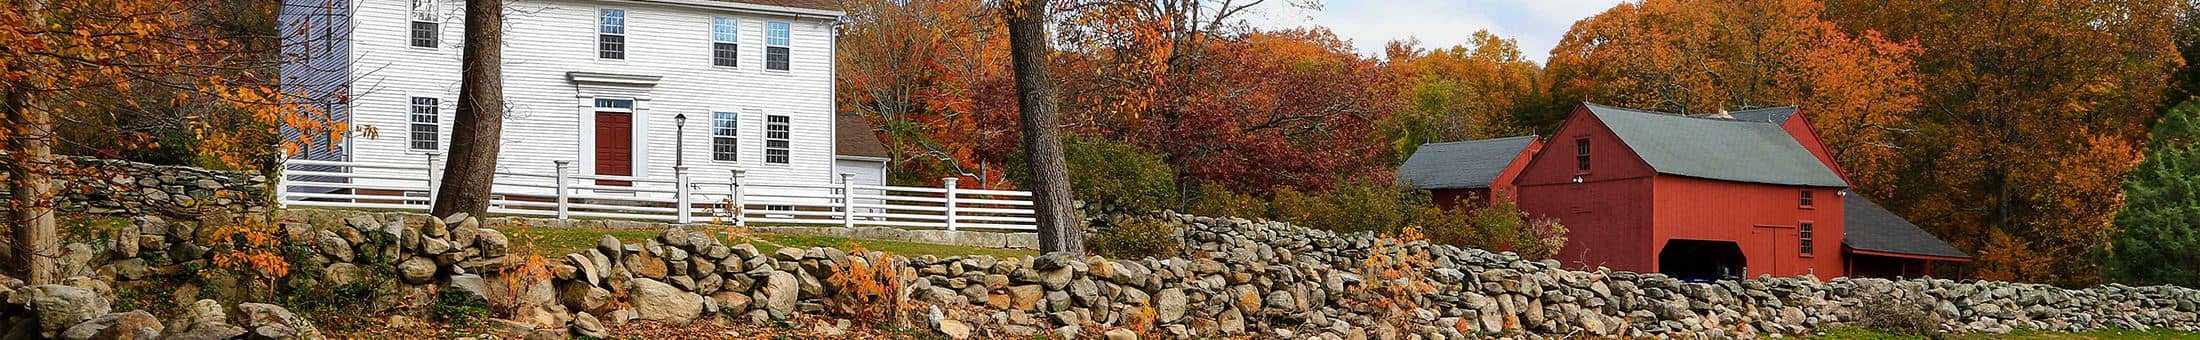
1419,135,1539,147
1584,102,1785,126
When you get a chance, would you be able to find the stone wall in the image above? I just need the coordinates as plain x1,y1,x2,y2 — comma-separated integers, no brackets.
3,208,2195,339
0,155,269,219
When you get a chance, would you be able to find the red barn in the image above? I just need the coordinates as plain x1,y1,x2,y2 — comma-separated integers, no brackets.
1399,135,1542,208
1415,103,1973,281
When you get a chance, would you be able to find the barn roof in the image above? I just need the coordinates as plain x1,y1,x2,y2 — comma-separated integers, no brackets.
1399,136,1539,190
837,114,891,159
1726,107,1800,124
1843,193,1971,259
1583,103,1848,187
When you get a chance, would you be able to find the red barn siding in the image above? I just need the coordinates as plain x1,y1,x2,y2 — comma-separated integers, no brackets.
1652,176,1845,278
1515,107,1662,272
1778,112,1850,183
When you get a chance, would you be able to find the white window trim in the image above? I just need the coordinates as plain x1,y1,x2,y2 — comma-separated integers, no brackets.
709,110,739,163
764,21,792,73
597,8,628,61
763,114,791,165
408,0,440,50
407,96,441,152
711,16,740,69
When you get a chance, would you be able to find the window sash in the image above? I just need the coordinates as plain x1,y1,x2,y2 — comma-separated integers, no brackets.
714,43,739,67
599,9,626,59
594,99,634,110
712,112,738,161
599,9,625,34
766,22,790,46
411,0,438,22
766,46,789,71
410,22,438,48
765,115,790,164
1799,223,1815,254
409,97,439,150
712,17,739,43
1800,191,1815,206
1574,139,1590,171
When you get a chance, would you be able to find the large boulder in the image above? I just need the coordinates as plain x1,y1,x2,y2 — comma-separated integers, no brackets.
628,278,704,323
12,284,112,334
60,310,162,340
761,271,800,319
232,303,321,339
397,256,438,284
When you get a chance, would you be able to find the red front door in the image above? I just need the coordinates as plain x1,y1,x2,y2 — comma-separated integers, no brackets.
594,112,633,186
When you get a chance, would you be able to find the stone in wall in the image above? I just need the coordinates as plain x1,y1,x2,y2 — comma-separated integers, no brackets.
0,155,269,219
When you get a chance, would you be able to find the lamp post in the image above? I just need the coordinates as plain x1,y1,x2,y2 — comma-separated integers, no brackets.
674,113,688,167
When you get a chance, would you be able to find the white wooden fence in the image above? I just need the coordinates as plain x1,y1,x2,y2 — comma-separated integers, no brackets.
274,155,1038,231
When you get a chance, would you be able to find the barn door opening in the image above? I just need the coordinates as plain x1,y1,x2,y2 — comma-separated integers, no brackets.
1660,239,1746,282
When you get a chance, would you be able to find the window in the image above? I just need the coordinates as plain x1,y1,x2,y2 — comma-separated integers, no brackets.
764,115,790,164
712,17,739,67
409,97,440,150
712,112,738,161
765,21,790,71
1574,138,1591,172
1799,223,1815,255
594,98,633,110
410,0,438,48
1800,190,1815,207
598,9,626,59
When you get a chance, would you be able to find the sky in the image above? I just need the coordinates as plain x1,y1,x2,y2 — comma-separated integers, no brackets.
1243,0,1630,65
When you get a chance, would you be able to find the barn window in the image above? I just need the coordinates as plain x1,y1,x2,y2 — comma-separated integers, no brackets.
1799,223,1815,255
598,9,627,59
711,16,739,67
1574,138,1591,171
764,115,790,164
1800,190,1815,207
410,0,438,48
409,97,440,150
711,112,738,161
765,21,790,71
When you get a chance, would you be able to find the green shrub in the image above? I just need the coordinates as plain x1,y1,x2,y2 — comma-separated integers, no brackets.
1186,181,1268,218
1008,135,1179,211
1087,216,1182,260
434,289,489,328
1268,181,1420,235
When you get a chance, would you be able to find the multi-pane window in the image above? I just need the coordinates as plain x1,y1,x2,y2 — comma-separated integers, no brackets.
410,0,438,48
409,97,440,150
712,17,739,67
599,9,626,59
764,115,790,164
1799,223,1815,255
594,98,633,110
712,112,738,161
766,21,790,71
1574,138,1591,172
1800,190,1815,207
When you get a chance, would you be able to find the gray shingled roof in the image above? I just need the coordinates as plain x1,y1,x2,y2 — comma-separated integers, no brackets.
1398,136,1539,190
1843,193,1971,259
1583,103,1848,187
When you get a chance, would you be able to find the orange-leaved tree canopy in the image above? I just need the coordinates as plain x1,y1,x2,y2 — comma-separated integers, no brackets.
1,0,340,284
1825,0,2184,285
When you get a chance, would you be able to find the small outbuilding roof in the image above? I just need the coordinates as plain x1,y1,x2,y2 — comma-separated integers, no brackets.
1582,103,1848,187
1398,135,1539,190
1842,193,1972,260
836,114,891,160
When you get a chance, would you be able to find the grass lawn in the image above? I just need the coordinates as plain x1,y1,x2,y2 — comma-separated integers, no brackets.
494,223,1037,259
1815,327,2200,339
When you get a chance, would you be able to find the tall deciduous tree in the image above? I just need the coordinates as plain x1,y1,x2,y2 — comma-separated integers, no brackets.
432,0,505,217
1003,0,1081,253
1379,32,1547,160
2102,101,2200,287
1546,0,1921,191
2,0,337,284
1825,0,2183,284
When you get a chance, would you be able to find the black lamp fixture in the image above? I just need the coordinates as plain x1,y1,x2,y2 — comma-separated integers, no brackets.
674,113,688,167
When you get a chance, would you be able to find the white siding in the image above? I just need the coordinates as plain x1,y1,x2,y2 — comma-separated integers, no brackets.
279,0,357,162
329,0,842,193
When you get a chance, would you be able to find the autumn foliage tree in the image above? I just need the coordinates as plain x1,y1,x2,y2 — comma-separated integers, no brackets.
1,0,339,284
1825,0,2184,285
1545,0,1922,191
1379,32,1547,161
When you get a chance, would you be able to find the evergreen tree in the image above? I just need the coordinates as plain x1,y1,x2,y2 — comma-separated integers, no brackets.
2104,101,2200,286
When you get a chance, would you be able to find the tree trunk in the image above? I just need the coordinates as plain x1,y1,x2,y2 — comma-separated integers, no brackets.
5,94,59,285
432,0,505,218
1004,0,1082,254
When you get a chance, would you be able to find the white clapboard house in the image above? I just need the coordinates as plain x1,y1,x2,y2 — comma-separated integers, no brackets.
270,0,1028,229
